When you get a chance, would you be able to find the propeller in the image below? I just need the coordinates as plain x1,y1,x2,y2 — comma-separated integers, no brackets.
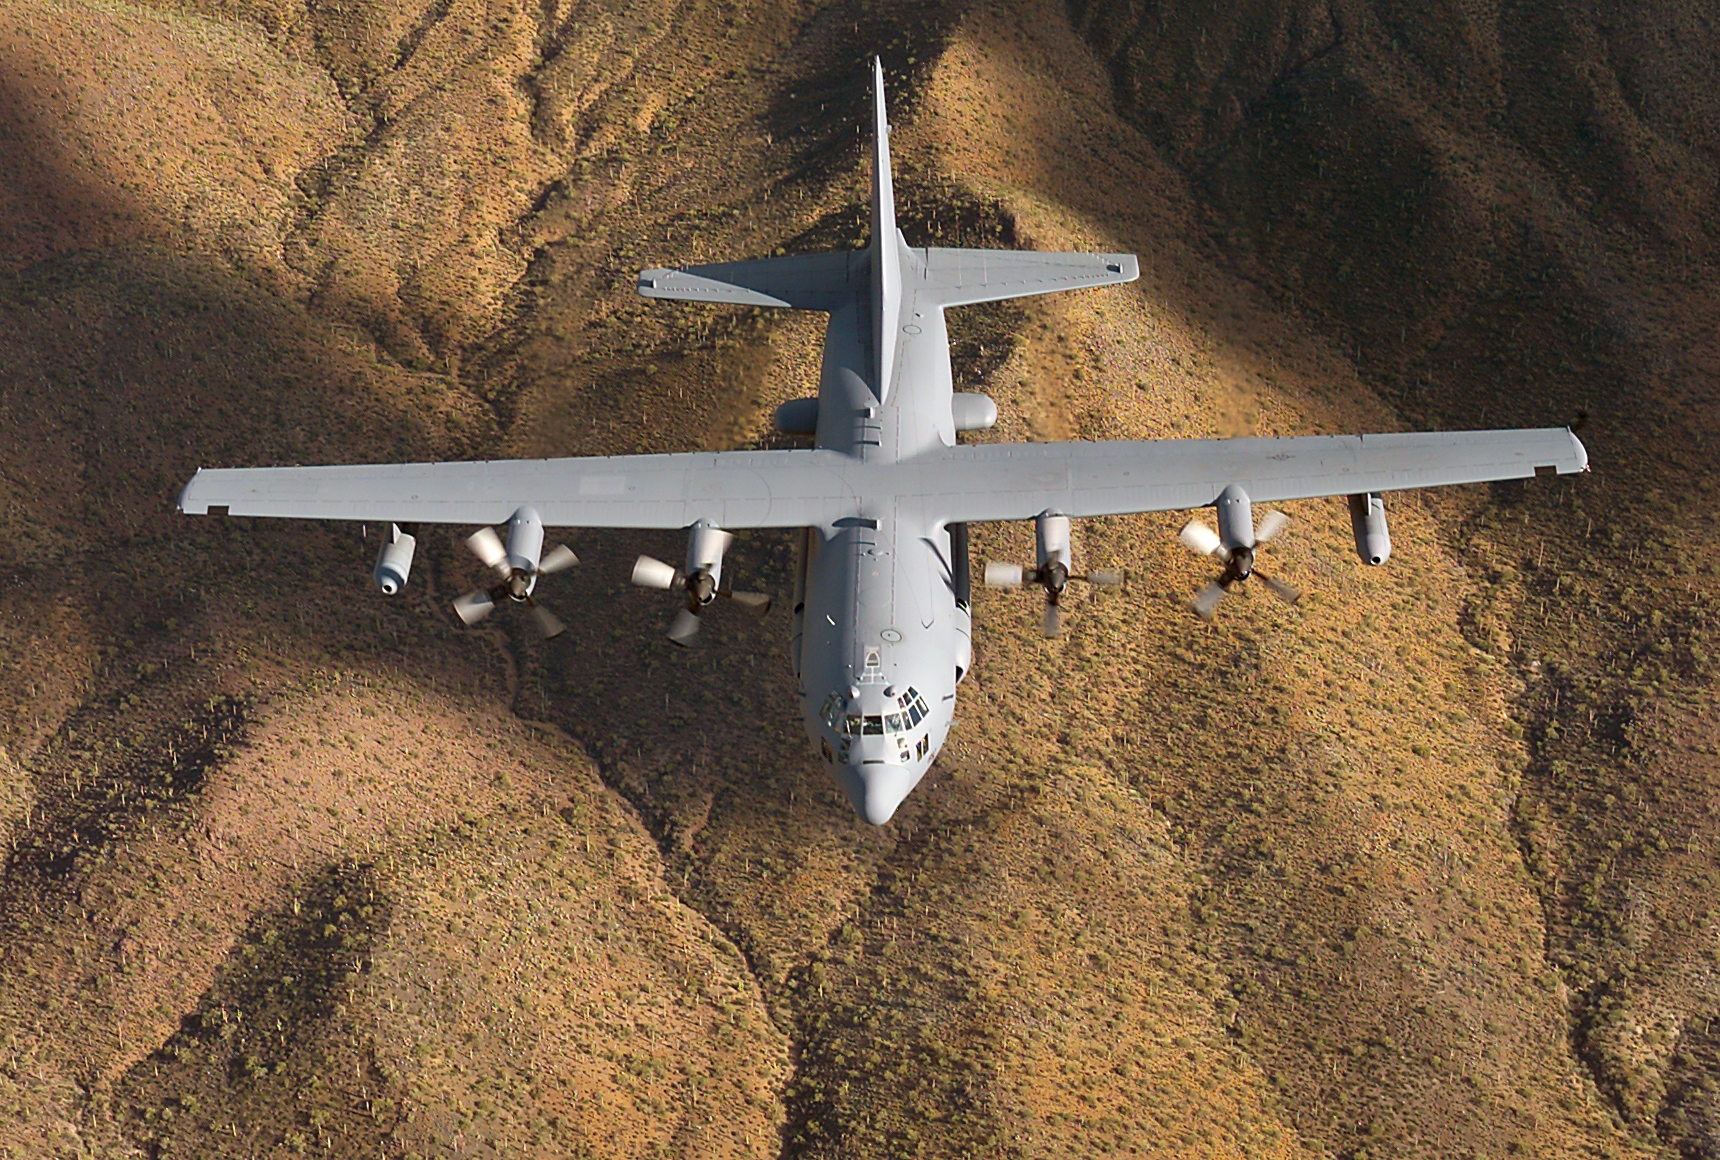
982,515,1124,638
1177,495,1298,621
452,507,578,638
632,523,771,646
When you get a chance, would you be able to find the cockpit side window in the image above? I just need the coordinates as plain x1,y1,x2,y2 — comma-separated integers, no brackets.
885,713,904,732
844,714,862,736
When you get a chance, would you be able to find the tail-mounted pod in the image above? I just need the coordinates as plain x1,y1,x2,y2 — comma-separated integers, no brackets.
373,523,416,595
1348,493,1391,565
951,393,997,432
774,398,820,435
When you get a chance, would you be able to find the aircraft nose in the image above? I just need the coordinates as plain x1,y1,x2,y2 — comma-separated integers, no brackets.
838,761,913,825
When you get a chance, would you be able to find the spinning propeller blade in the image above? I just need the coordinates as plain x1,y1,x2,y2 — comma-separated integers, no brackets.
636,533,770,644
986,556,1120,636
1181,504,1299,619
1257,571,1301,605
454,589,496,625
1193,582,1227,621
723,590,772,614
1178,519,1225,559
631,556,680,590
1255,510,1290,544
539,544,580,574
465,526,509,574
456,522,576,637
667,607,702,647
529,602,567,639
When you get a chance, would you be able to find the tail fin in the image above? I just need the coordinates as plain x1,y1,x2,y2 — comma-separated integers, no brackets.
871,57,901,402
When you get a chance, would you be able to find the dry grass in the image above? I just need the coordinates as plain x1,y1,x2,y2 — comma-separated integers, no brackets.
0,0,1716,1157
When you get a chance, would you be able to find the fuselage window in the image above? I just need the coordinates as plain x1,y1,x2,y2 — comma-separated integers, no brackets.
906,689,930,720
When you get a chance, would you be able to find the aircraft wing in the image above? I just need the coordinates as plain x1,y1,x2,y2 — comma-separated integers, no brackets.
913,248,1139,308
898,427,1588,523
177,450,860,529
179,428,1585,530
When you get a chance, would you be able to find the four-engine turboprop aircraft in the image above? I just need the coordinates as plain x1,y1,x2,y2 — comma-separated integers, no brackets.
178,59,1588,825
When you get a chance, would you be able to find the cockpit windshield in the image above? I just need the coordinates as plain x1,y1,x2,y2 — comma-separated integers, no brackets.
821,688,930,736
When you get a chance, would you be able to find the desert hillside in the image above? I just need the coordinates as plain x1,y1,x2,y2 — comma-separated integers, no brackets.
1,0,1716,1157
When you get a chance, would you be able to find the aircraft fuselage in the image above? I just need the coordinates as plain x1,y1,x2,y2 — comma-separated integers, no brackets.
793,258,969,824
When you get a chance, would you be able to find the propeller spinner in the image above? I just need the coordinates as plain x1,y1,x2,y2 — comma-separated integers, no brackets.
1177,485,1299,620
452,507,579,637
631,521,771,646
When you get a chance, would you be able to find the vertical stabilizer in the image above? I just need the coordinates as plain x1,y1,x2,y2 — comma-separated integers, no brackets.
871,57,901,402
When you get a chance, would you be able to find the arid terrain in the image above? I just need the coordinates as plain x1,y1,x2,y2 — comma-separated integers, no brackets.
2,0,1717,1156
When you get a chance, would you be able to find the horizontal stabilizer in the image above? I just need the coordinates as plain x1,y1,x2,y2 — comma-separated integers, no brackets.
916,248,1139,308
638,251,863,311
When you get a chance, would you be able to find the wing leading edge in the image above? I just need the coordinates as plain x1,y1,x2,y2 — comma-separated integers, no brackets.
179,427,1585,530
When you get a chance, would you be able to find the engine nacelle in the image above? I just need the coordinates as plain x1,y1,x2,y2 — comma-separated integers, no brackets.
774,398,819,434
1214,484,1255,552
1348,493,1391,565
373,523,416,595
504,506,545,575
686,520,732,594
951,392,997,432
1035,512,1071,574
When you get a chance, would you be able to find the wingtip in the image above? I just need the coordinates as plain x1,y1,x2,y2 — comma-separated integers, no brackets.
177,470,205,515
1568,427,1590,472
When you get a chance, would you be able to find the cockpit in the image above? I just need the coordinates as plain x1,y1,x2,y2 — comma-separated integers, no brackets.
815,686,933,764
820,686,931,736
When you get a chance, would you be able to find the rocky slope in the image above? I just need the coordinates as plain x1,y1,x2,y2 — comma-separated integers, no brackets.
0,0,1715,1156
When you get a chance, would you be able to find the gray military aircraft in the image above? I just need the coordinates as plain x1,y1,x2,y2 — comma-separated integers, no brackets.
179,59,1587,824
